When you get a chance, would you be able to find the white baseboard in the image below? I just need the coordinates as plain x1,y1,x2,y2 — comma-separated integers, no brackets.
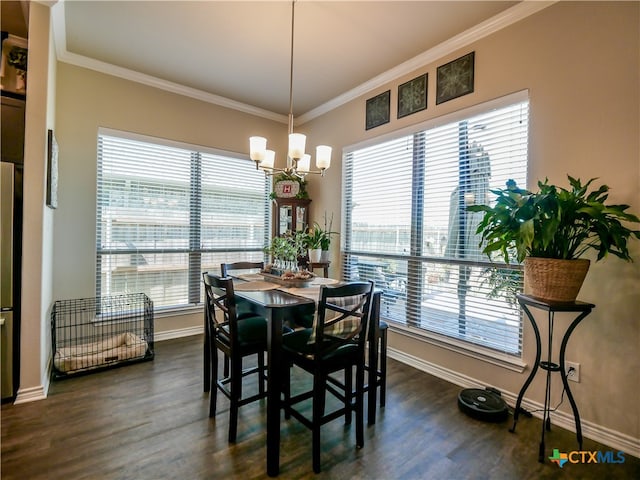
13,384,47,404
14,353,53,404
387,346,640,459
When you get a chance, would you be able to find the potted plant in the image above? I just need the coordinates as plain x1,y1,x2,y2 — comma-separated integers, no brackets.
264,232,307,272
318,213,338,262
467,176,640,302
303,224,325,263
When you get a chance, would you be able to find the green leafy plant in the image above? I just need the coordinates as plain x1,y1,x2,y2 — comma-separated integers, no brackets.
480,266,523,311
468,176,640,264
302,220,339,251
319,212,338,250
303,224,325,249
264,232,307,262
319,232,332,251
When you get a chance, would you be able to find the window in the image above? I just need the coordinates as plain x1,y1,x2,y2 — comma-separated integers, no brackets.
96,130,270,310
342,92,528,356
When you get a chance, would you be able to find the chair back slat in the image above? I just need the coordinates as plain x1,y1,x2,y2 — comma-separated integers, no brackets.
203,273,238,345
220,261,264,277
314,281,374,358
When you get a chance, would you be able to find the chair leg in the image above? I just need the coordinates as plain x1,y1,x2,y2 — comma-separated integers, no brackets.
344,366,353,425
379,328,387,407
283,360,292,420
312,373,326,474
355,364,365,449
228,355,242,443
204,324,211,393
223,354,230,378
258,351,265,395
209,346,219,417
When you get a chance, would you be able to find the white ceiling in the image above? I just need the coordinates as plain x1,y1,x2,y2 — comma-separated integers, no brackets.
51,1,549,124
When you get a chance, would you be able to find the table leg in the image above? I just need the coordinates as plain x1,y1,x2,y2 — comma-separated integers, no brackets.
514,294,594,464
510,304,542,433
539,373,550,462
539,313,555,462
266,309,283,477
559,311,590,450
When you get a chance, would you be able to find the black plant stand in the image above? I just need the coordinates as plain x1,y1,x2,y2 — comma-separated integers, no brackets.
510,294,595,462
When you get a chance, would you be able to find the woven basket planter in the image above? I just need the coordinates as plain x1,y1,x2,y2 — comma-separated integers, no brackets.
524,257,590,302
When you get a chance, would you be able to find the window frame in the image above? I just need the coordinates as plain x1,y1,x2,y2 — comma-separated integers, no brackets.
96,128,271,312
341,91,529,369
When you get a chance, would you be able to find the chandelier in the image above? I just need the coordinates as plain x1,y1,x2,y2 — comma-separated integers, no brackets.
249,1,331,177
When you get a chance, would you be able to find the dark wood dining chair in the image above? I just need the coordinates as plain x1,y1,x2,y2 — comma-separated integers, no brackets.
217,262,266,379
202,272,268,443
281,281,374,473
220,261,265,320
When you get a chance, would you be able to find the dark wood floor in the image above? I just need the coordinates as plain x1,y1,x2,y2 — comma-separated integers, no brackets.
2,335,638,479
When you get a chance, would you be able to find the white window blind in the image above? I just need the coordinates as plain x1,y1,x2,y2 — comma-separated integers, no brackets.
342,93,528,355
96,132,270,309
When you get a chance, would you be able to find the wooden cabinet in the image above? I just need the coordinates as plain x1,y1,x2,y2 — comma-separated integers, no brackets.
273,198,310,237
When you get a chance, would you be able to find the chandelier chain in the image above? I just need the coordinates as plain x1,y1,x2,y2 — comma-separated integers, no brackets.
248,0,331,177
288,0,295,135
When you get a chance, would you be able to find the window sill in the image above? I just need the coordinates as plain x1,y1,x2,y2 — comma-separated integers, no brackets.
387,321,527,373
154,304,203,318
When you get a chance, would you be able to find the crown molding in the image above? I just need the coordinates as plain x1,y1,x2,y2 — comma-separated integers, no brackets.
51,1,554,126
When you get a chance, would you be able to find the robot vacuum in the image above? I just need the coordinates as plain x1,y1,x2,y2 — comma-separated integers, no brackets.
458,387,509,422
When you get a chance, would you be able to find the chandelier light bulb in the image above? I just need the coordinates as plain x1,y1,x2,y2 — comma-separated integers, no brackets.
315,145,332,170
262,149,276,169
288,133,306,160
298,154,311,174
249,136,267,162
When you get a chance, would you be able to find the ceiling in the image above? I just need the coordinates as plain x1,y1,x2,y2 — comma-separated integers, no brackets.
46,2,546,124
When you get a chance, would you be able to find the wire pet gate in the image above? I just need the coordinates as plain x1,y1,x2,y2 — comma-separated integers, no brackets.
51,293,154,378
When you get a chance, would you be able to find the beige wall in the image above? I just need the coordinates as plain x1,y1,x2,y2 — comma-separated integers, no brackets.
17,1,55,403
19,0,636,452
305,1,640,448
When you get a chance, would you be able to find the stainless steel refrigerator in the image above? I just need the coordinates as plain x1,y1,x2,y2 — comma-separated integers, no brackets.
1,161,16,400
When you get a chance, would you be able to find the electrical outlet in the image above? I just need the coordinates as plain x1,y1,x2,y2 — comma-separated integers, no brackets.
565,361,580,383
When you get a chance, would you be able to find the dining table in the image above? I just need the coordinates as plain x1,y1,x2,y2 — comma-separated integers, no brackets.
203,274,381,477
